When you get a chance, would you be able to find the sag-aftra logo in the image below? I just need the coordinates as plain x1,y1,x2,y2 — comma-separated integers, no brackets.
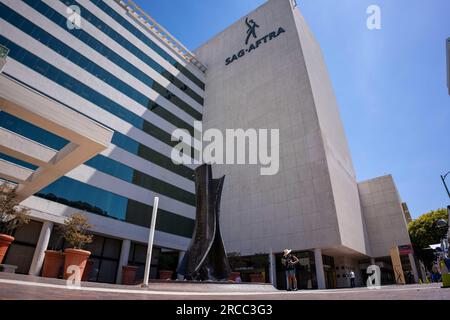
225,17,286,66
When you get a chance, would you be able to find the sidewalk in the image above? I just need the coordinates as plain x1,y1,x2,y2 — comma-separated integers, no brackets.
0,272,449,300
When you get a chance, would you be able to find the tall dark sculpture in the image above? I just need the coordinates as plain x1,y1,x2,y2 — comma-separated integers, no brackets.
177,164,231,281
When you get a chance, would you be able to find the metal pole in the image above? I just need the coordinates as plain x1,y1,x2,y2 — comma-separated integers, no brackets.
143,196,159,287
441,173,450,199
447,205,450,260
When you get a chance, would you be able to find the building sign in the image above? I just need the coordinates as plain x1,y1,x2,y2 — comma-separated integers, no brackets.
398,244,413,255
225,17,286,66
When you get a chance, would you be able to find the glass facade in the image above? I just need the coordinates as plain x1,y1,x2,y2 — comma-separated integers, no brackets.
85,235,122,283
85,155,195,206
128,242,160,281
22,0,203,116
3,221,43,274
111,132,195,181
0,152,38,170
0,111,68,150
89,0,205,90
36,176,194,238
0,0,203,242
0,33,184,149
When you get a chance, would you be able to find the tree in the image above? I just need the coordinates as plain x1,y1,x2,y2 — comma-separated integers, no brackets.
0,183,30,235
408,208,448,268
61,213,93,249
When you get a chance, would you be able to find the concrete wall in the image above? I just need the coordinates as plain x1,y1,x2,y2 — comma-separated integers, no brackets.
358,175,411,257
292,6,370,256
195,0,366,256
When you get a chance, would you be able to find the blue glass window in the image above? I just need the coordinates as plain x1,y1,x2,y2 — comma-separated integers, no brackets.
0,152,38,170
36,176,194,238
85,154,196,206
37,176,129,221
89,0,205,91
22,0,204,108
0,112,68,150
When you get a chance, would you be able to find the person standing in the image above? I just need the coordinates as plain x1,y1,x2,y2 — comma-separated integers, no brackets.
431,262,441,282
281,249,299,291
349,270,356,288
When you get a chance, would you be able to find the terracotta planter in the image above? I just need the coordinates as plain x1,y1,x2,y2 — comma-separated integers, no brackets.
63,248,91,280
158,270,173,280
42,250,65,278
81,259,95,281
122,265,138,285
249,273,264,283
0,234,14,265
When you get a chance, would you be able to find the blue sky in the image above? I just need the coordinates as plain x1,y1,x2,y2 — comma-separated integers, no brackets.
135,0,450,218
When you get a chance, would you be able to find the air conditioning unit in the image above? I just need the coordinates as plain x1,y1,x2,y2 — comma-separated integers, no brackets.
0,44,9,73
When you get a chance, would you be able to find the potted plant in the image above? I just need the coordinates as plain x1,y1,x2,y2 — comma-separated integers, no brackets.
121,265,138,285
0,183,30,264
158,254,176,280
60,213,93,280
249,253,268,283
42,225,65,278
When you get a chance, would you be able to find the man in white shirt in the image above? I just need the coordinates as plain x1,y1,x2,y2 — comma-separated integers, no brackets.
349,270,356,288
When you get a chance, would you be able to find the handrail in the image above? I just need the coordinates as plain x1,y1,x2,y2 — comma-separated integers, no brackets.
114,0,207,73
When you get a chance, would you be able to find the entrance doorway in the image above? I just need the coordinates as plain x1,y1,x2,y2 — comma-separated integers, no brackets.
323,255,336,289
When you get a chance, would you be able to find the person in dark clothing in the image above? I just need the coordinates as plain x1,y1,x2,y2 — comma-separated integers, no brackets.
281,249,299,291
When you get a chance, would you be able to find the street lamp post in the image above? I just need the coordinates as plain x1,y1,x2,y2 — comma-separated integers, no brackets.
447,38,450,95
143,196,159,287
441,171,450,199
439,173,450,276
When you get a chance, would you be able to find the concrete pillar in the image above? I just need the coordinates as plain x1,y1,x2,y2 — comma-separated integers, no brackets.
29,221,53,276
314,248,326,289
269,251,276,286
116,239,131,284
408,253,419,283
177,251,185,280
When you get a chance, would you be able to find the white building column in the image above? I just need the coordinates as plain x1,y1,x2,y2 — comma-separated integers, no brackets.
314,248,326,289
177,251,185,280
408,253,419,283
28,221,53,276
116,239,131,284
269,251,276,286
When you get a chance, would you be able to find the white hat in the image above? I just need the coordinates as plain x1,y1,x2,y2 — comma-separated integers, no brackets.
283,249,292,256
